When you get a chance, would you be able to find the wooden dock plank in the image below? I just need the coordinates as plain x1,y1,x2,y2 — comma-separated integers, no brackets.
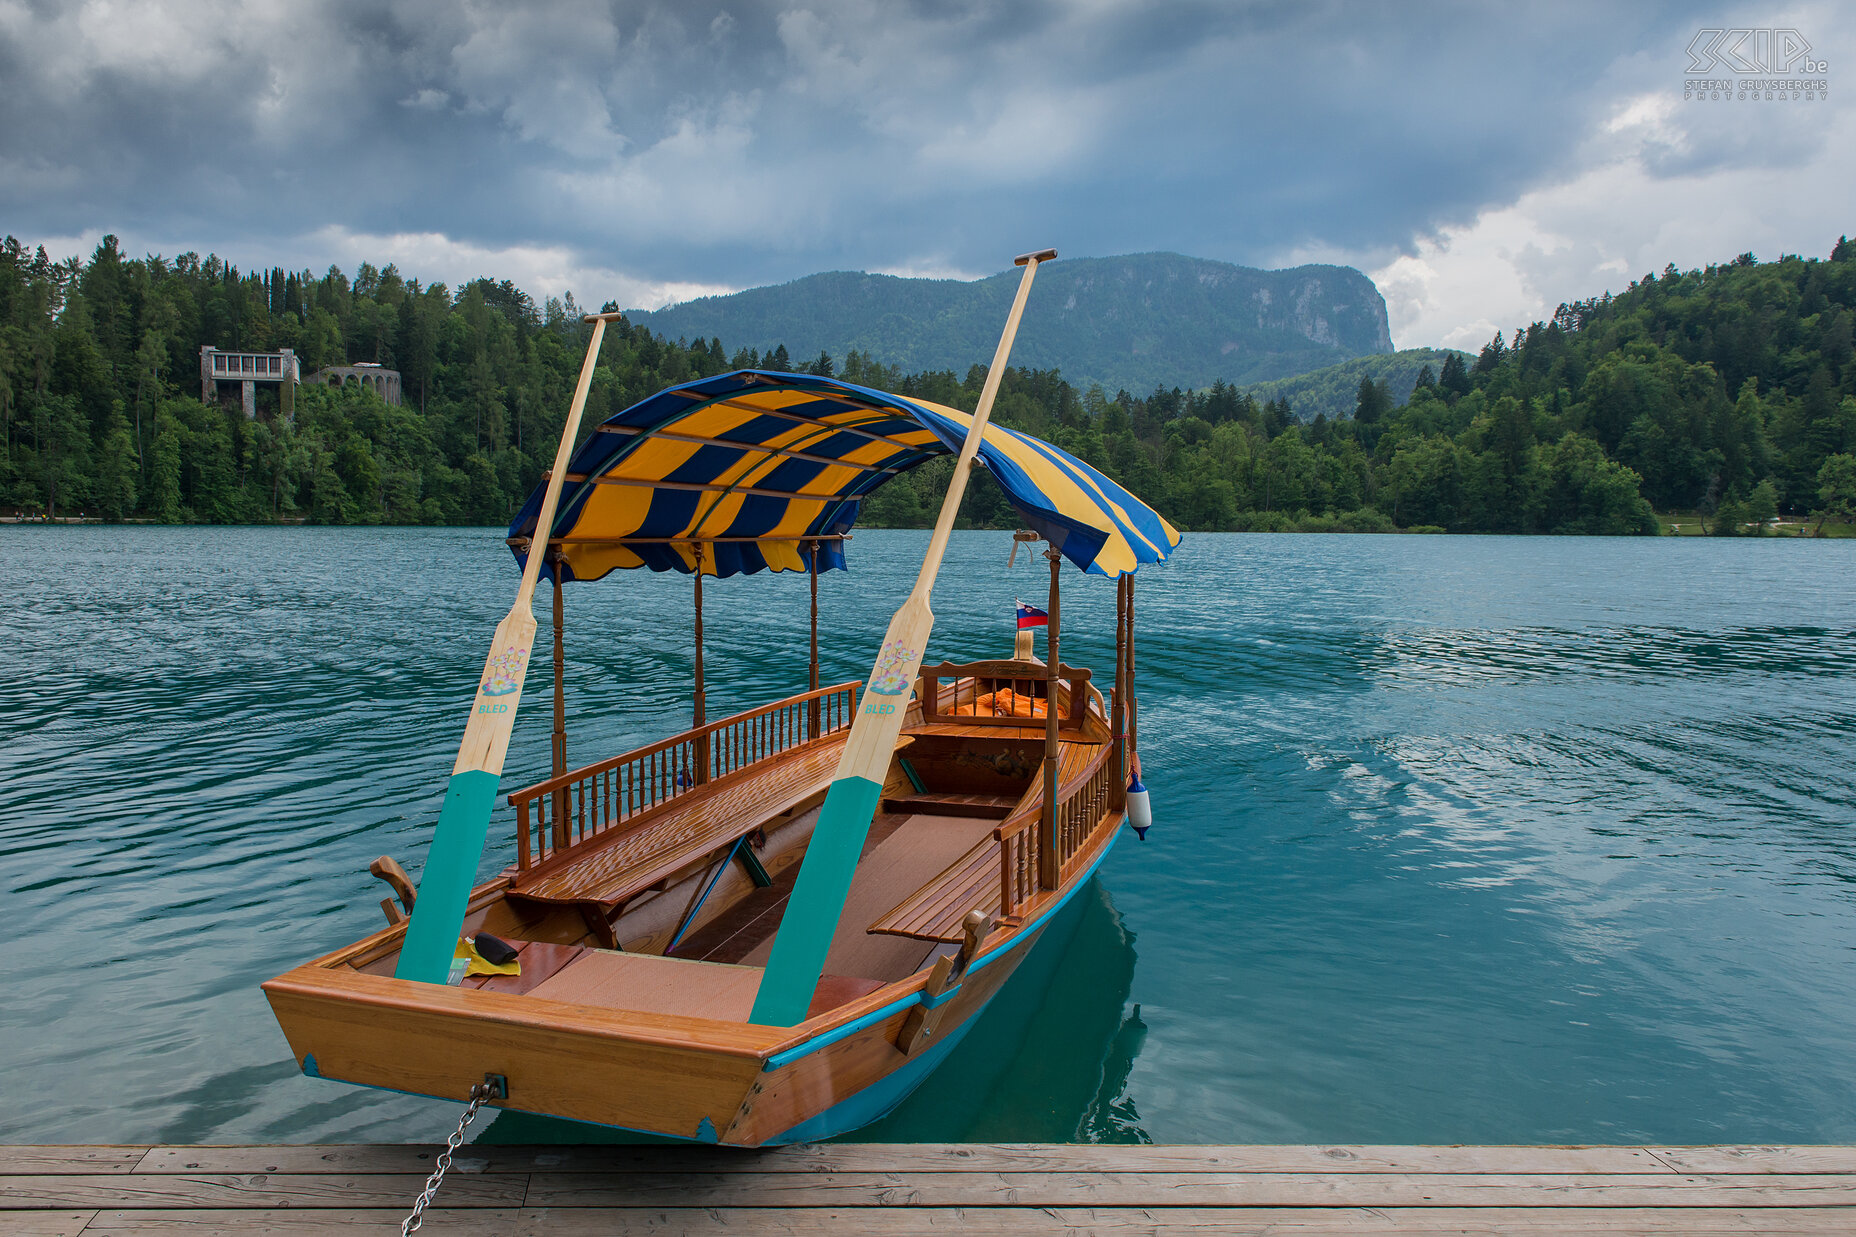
69,1206,1856,1236
1651,1146,1856,1174
505,1209,1856,1236
0,1150,145,1176
520,1169,1856,1208
75,1211,518,1236
0,1212,94,1237
129,1143,1673,1176
0,1175,525,1211
4,1145,1854,1235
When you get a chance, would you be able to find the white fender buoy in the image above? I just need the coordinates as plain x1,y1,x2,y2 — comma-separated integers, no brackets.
1127,773,1152,840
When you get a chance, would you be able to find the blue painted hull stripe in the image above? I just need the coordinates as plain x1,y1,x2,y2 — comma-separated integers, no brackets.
764,997,918,1070
762,1004,982,1144
762,821,1121,1071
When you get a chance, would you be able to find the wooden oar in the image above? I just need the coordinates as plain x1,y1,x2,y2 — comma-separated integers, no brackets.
750,248,1056,1026
394,312,623,983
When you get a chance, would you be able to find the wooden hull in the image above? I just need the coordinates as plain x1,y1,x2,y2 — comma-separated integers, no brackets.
263,820,1121,1146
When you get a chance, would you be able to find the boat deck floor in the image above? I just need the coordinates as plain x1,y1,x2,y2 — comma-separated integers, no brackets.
671,809,910,965
670,810,986,973
10,1142,1855,1234
450,810,986,1023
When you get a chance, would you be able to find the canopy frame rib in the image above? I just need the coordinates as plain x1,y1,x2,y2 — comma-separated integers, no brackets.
595,423,912,476
812,445,948,534
681,411,929,544
512,533,852,547
557,474,841,503
666,388,928,451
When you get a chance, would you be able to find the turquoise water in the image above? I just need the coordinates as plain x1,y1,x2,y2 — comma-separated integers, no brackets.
3,527,1854,1145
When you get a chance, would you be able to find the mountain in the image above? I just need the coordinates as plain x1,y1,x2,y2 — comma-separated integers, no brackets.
625,252,1394,395
1244,348,1468,421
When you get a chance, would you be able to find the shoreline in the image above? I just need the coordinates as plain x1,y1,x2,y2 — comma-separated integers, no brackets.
5,518,1851,537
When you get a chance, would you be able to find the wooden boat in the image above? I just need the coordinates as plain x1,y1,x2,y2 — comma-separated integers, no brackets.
263,252,1181,1144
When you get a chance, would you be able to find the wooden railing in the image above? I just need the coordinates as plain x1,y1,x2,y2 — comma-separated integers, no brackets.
507,681,860,872
998,818,1040,919
917,660,1091,731
993,740,1117,916
1055,746,1116,884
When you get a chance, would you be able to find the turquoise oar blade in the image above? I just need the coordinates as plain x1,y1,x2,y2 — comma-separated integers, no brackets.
749,777,885,1025
391,314,618,984
749,249,1054,1026
394,770,501,982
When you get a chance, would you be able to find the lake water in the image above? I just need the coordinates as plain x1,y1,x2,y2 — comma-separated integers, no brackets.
3,527,1854,1146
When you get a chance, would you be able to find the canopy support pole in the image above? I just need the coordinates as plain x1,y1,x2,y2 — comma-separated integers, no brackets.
807,539,821,740
1040,546,1063,890
551,561,566,777
1112,573,1128,809
551,559,570,850
1127,573,1139,781
693,548,708,784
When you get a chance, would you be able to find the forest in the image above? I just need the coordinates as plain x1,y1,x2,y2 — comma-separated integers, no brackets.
3,233,1855,535
1236,348,1462,423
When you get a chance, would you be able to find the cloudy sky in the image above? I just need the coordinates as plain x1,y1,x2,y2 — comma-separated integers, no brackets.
1,0,1848,349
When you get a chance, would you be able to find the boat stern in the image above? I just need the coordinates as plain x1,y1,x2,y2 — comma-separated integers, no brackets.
262,963,770,1143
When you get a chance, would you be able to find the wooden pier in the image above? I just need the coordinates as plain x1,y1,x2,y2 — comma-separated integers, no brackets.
5,1143,1854,1234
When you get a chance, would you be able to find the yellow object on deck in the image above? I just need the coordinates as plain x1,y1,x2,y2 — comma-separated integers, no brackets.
452,938,521,981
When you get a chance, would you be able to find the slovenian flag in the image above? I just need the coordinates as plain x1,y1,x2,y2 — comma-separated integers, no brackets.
1016,601,1048,629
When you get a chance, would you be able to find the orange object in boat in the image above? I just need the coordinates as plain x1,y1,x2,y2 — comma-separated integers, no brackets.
952,688,1046,719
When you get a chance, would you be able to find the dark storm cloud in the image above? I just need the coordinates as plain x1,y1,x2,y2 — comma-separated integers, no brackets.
0,1,1741,288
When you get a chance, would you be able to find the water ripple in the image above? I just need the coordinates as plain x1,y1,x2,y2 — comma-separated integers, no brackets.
4,528,1856,1145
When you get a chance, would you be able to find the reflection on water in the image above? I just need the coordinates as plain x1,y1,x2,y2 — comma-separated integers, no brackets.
5,527,1856,1145
855,878,1148,1143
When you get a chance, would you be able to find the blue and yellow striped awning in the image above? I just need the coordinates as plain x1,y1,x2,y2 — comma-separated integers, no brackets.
507,370,1181,582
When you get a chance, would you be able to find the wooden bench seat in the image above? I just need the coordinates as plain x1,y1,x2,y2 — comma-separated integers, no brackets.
866,833,1005,943
867,740,1112,944
506,735,853,941
881,791,1020,819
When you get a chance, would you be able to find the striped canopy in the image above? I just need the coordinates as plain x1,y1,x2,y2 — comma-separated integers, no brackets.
508,370,1181,582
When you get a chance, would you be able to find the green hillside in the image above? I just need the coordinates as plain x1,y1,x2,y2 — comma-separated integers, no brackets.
852,242,1856,536
625,252,1393,395
9,230,1850,539
1243,348,1468,421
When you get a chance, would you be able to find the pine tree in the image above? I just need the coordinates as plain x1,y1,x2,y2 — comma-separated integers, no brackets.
1438,352,1471,398
1353,376,1390,424
146,408,183,523
35,395,91,517
94,407,138,520
1473,332,1506,375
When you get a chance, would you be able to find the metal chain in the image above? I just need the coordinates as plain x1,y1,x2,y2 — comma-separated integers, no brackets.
401,1079,499,1236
